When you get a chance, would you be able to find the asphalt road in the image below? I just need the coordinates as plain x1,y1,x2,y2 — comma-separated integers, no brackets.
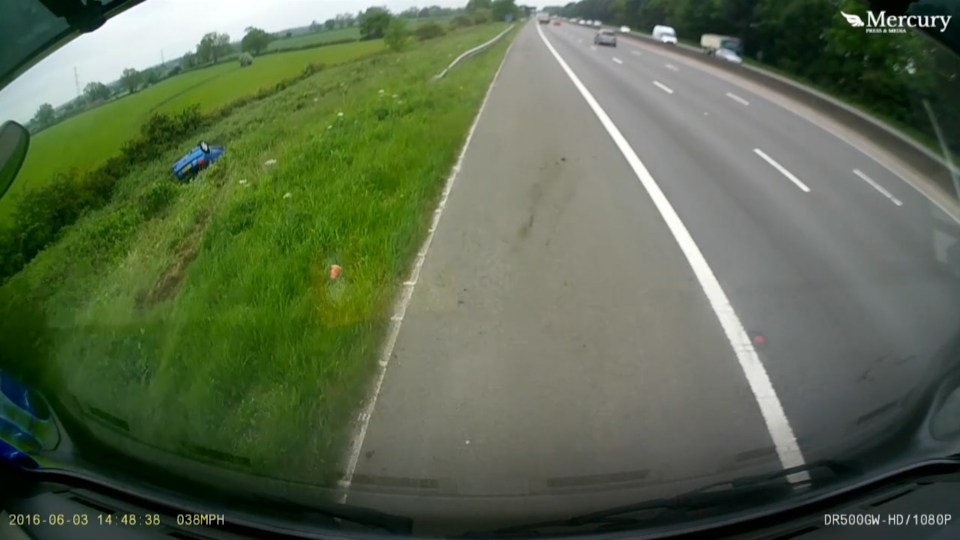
345,21,960,531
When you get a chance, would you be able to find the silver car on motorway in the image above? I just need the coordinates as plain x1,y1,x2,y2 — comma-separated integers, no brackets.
715,47,743,64
594,29,617,47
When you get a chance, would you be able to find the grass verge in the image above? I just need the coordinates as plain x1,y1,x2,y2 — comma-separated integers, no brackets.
0,22,514,486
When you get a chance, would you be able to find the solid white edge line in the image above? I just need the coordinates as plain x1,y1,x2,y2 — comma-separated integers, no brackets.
753,148,812,193
337,32,518,502
653,80,674,94
612,57,624,64
854,169,904,207
726,91,750,106
536,23,809,482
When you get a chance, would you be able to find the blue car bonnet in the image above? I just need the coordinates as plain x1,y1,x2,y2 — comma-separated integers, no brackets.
172,142,225,180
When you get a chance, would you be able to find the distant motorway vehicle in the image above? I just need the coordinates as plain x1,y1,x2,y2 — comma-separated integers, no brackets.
594,29,617,47
619,26,631,33
537,11,550,24
653,25,678,44
700,33,743,55
715,47,743,64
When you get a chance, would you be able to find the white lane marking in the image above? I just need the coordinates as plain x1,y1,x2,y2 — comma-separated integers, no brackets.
631,36,958,223
753,149,811,193
854,169,904,206
631,50,642,56
726,92,750,106
852,141,958,224
590,45,597,51
338,34,517,502
665,63,679,71
612,57,623,65
536,22,809,483
653,80,674,94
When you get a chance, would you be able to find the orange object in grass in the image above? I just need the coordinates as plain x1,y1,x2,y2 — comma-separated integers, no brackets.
330,265,343,279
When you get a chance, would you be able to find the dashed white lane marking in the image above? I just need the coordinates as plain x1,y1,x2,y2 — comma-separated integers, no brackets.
753,148,812,193
338,33,518,502
653,80,674,94
726,92,750,106
536,22,809,483
665,63,679,71
854,169,903,206
631,50,642,56
612,57,623,65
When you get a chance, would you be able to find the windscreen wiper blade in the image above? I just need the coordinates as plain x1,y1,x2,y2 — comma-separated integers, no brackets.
247,492,414,535
472,460,858,537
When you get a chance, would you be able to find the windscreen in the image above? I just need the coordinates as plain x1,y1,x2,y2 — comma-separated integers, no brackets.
0,0,959,537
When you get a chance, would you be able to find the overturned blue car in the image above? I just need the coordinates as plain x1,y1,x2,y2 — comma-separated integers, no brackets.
172,141,224,181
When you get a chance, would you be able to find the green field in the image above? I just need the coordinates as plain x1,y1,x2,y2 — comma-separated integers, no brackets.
1,39,386,222
267,27,361,50
0,23,513,485
267,18,453,51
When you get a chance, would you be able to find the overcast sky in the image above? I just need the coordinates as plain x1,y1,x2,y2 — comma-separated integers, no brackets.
0,0,466,123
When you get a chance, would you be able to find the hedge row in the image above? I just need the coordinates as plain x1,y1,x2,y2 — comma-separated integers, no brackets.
0,106,208,282
415,22,446,41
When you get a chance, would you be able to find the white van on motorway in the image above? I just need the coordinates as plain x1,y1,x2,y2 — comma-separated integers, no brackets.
652,25,678,44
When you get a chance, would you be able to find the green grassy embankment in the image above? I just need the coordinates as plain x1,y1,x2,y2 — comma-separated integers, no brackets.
0,23,513,484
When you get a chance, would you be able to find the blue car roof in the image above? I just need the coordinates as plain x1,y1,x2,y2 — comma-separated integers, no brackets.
173,147,204,173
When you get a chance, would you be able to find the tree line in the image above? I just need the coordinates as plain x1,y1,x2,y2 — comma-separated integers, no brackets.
318,4,467,31
557,0,960,153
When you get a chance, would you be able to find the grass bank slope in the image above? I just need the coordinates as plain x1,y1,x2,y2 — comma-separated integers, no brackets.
0,23,514,485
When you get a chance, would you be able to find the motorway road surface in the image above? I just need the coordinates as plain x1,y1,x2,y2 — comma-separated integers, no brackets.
344,21,960,531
